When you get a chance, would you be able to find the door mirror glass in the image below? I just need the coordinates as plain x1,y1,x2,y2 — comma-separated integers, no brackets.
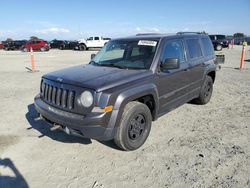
161,58,180,70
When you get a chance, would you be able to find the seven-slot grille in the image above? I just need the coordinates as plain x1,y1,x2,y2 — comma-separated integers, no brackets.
41,82,75,110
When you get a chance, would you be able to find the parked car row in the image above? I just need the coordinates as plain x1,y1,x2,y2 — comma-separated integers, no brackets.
0,36,111,52
233,37,250,45
0,40,49,52
49,40,79,50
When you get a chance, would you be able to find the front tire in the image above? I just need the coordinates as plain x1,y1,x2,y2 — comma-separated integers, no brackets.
114,101,152,151
23,48,28,52
79,44,87,51
194,76,213,105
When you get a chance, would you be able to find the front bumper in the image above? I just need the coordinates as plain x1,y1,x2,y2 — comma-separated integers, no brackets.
34,95,114,141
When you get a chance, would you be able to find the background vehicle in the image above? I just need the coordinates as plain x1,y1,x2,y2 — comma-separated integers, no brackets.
209,34,228,51
50,40,79,50
59,40,79,50
21,40,50,52
0,41,4,49
3,40,27,51
49,39,64,49
76,36,110,50
234,37,250,45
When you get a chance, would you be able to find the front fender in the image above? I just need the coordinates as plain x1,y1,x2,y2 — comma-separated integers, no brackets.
107,83,159,132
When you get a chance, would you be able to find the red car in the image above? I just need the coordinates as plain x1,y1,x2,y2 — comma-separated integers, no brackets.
21,40,50,52
0,42,4,49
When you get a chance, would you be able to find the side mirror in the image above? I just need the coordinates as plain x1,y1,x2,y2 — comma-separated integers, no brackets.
91,54,96,60
161,58,180,70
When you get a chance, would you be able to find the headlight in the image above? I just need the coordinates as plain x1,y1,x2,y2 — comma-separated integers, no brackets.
80,91,93,107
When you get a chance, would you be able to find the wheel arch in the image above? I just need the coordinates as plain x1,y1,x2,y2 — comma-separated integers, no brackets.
207,70,216,83
107,83,159,131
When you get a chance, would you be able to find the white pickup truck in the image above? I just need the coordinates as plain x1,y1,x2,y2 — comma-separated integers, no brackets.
76,36,111,50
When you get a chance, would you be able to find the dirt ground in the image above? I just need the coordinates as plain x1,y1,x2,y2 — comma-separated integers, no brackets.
0,46,249,188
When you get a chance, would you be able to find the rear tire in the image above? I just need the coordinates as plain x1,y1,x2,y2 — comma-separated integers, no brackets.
40,47,46,52
216,44,222,51
114,101,152,151
194,76,213,105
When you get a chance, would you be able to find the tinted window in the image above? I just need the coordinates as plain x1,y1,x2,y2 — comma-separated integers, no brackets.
94,37,99,40
209,35,215,40
162,40,185,63
186,39,202,59
201,38,214,56
216,35,226,40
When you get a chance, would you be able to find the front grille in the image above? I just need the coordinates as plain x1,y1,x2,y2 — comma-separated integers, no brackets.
41,82,75,110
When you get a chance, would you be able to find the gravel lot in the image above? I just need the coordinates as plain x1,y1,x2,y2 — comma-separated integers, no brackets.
0,46,250,188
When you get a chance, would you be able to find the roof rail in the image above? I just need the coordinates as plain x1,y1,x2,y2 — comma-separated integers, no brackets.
136,33,162,36
177,31,207,35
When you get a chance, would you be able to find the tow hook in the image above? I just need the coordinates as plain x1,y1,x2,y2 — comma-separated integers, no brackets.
34,113,43,121
50,124,63,131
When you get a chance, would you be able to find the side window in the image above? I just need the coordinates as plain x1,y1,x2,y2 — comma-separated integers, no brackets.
87,37,93,41
186,39,202,59
162,40,185,63
201,38,214,56
94,37,99,40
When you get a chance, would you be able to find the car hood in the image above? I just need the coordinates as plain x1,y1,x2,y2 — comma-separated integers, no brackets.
43,64,153,92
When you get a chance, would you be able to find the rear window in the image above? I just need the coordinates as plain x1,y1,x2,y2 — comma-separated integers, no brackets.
186,39,202,59
201,38,214,56
209,35,215,40
216,35,226,40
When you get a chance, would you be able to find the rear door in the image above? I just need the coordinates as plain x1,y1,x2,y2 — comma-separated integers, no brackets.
157,38,191,115
30,41,39,50
184,37,205,96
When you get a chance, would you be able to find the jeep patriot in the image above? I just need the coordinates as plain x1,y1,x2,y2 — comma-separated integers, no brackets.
34,32,216,150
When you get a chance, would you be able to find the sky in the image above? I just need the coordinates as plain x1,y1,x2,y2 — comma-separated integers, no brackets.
0,0,250,40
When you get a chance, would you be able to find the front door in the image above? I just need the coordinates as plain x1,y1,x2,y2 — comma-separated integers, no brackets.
157,39,191,115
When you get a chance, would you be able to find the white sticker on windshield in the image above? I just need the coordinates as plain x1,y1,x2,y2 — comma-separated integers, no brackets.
138,40,157,46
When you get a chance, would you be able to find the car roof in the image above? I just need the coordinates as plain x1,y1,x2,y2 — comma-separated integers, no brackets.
114,33,208,41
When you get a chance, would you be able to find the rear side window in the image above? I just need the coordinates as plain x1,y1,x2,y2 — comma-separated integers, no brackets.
186,39,202,59
201,38,214,56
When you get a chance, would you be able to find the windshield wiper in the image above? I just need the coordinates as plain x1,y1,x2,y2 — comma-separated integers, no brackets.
89,60,98,65
95,63,127,69
91,62,144,70
109,64,128,69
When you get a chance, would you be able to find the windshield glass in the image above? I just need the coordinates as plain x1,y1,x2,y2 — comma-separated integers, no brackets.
90,39,159,70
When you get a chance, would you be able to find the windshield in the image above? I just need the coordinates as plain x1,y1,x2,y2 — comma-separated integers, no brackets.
90,39,159,70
